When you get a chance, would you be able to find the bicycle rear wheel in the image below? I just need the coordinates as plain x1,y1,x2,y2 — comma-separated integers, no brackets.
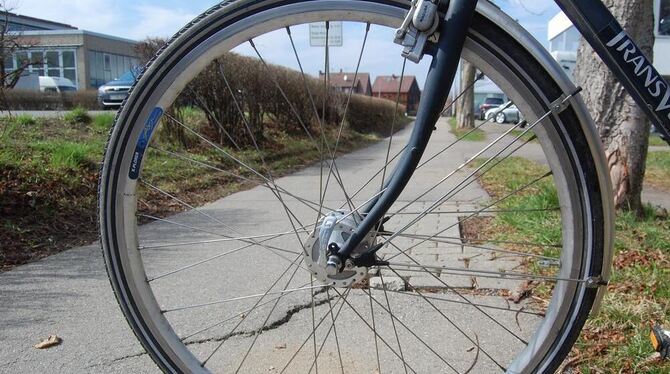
99,1,613,372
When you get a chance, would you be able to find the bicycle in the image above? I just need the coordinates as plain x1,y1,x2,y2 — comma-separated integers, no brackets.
98,0,670,372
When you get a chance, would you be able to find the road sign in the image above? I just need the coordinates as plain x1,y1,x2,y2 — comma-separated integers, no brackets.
309,22,343,47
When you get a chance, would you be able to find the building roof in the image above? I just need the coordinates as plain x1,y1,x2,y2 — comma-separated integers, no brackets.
547,11,573,41
372,75,418,94
321,71,371,93
2,11,77,31
16,29,138,45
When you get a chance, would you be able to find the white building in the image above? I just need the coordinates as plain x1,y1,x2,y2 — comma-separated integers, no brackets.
548,0,670,79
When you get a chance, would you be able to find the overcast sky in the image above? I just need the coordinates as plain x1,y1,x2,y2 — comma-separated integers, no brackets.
10,0,562,87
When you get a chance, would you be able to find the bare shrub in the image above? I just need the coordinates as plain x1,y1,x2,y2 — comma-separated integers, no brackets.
346,95,408,136
4,90,98,110
135,37,408,148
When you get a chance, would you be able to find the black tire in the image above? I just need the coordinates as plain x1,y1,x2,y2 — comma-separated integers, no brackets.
99,1,612,372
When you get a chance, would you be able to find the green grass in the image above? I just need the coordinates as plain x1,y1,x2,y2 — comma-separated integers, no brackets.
1,106,378,270
646,151,670,192
30,141,99,171
509,129,538,143
474,156,670,372
649,135,668,147
92,113,115,133
448,117,486,142
14,114,37,127
63,106,92,125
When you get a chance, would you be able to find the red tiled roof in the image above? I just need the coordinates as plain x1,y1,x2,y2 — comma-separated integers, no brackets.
372,75,417,94
321,72,371,94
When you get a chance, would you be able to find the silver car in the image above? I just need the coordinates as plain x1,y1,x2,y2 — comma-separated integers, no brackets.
484,103,523,124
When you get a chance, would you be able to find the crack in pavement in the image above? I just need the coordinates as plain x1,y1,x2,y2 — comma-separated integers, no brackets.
94,290,333,368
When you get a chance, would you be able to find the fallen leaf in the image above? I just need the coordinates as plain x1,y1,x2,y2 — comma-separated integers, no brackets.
34,335,62,349
508,280,534,304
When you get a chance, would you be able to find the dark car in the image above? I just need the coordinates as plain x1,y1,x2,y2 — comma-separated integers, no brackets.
97,68,142,109
479,97,504,120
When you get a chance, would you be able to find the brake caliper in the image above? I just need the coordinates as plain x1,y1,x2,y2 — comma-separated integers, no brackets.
394,0,441,63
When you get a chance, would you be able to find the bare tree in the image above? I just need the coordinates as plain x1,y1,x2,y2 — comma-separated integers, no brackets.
0,4,39,88
574,0,654,216
456,59,476,129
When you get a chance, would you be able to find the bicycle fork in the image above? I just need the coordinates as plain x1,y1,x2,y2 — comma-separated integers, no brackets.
325,0,478,274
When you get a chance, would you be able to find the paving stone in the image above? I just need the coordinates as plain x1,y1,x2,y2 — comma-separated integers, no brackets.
468,259,523,290
439,273,476,289
412,244,462,256
369,276,406,291
406,274,448,289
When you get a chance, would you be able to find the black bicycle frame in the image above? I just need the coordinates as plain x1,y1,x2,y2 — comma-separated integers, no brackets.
334,0,670,267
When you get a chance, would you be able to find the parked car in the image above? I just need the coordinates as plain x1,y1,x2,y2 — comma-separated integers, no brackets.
97,68,141,109
478,97,504,120
38,76,77,93
485,102,523,124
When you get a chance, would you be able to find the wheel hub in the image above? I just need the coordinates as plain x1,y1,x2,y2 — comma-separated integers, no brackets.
304,210,376,287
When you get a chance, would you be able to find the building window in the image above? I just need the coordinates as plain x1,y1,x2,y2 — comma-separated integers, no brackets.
661,0,670,36
88,50,139,88
103,54,112,72
5,49,78,88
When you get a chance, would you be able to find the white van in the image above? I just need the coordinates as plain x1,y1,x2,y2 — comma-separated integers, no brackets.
39,76,77,93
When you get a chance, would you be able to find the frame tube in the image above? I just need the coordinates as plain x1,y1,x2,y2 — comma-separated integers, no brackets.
335,0,479,261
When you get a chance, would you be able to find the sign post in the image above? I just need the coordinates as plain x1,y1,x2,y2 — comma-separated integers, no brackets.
309,22,343,47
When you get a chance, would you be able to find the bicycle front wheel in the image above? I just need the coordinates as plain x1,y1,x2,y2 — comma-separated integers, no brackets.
99,1,613,372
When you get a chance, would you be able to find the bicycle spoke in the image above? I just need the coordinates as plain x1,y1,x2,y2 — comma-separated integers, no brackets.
234,257,305,373
146,223,309,282
139,229,306,251
373,288,545,317
137,213,300,257
387,266,507,372
364,287,459,373
162,282,319,313
202,254,304,366
310,275,319,374
385,240,530,347
148,144,334,215
379,273,408,374
380,91,581,248
386,263,581,284
385,170,553,263
385,232,559,261
318,22,371,216
215,58,308,246
367,287,382,374
279,288,350,374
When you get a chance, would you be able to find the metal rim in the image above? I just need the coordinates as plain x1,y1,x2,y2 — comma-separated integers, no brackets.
99,1,603,372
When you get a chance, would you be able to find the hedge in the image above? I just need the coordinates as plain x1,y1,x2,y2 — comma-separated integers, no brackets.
3,90,99,111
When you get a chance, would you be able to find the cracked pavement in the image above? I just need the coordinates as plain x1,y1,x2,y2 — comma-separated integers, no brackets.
1,119,544,372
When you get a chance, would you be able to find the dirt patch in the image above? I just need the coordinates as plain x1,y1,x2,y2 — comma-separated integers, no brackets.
459,215,495,244
0,165,99,271
1,128,378,272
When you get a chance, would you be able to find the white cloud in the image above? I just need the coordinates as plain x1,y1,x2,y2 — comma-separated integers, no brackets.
13,0,121,35
124,4,197,40
12,0,196,40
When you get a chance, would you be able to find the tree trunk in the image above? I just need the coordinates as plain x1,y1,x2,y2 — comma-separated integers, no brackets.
456,59,476,129
574,0,654,216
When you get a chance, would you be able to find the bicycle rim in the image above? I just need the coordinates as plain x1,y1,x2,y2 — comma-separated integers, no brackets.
99,1,612,372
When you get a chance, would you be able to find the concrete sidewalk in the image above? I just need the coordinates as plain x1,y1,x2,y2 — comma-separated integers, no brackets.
1,118,541,373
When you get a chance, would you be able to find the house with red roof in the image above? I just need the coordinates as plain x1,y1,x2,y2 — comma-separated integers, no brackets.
319,70,372,96
372,75,421,115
